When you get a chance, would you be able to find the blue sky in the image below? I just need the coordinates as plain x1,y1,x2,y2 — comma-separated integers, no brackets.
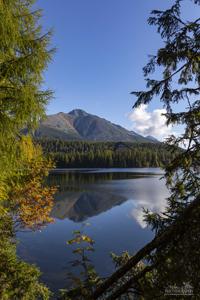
36,0,199,138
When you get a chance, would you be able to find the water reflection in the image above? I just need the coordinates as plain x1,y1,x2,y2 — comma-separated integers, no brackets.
49,170,164,227
17,168,169,293
49,170,168,227
129,177,169,228
47,170,161,190
51,191,127,222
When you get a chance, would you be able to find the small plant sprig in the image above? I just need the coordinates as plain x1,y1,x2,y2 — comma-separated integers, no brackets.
60,224,101,300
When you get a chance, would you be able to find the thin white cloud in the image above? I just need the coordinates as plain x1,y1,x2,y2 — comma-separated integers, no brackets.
128,104,173,140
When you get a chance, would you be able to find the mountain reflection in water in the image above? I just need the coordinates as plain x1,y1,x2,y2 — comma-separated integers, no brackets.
17,168,168,293
48,170,164,224
51,190,127,222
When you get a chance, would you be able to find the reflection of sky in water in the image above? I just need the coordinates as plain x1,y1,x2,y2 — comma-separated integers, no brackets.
17,168,169,294
128,177,169,228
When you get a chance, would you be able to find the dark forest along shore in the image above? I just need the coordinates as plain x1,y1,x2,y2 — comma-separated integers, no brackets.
17,168,169,293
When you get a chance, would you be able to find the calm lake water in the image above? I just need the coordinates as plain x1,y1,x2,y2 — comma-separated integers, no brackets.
17,168,169,295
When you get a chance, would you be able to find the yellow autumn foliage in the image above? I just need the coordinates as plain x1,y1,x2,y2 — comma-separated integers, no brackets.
0,134,56,229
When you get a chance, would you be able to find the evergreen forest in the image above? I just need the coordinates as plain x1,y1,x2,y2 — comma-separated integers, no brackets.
37,139,178,168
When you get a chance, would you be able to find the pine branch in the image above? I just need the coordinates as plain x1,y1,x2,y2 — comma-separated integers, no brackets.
106,263,159,300
92,194,200,299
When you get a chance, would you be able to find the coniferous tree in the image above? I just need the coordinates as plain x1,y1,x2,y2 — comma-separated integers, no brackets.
0,0,54,198
0,1,55,298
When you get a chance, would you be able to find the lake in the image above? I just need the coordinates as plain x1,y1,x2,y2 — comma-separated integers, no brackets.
17,168,169,295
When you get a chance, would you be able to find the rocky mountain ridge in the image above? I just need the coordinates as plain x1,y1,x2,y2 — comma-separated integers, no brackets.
34,109,158,143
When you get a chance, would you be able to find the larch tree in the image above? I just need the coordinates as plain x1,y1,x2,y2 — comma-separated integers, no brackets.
0,0,54,197
0,0,55,299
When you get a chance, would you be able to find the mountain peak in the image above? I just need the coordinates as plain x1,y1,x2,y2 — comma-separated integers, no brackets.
68,109,89,117
35,108,159,143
